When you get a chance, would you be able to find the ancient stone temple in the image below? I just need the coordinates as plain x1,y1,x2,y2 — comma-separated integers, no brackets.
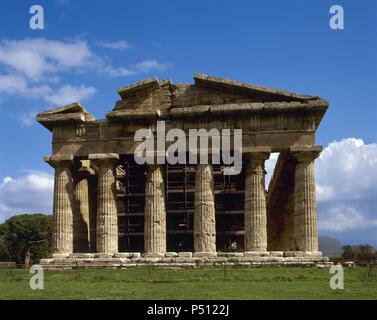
38,74,331,268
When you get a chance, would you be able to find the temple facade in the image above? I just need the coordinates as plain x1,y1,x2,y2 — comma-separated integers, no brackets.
37,74,330,267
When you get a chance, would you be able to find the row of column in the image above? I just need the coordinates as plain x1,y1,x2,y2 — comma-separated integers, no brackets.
46,147,320,255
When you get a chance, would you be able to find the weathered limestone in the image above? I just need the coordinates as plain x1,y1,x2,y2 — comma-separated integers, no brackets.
89,154,119,254
194,164,216,253
44,155,74,254
244,149,270,252
290,146,322,253
144,164,166,253
73,160,95,253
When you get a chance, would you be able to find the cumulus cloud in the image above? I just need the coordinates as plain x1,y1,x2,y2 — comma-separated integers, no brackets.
0,171,54,222
316,138,377,202
0,38,170,81
103,66,136,77
0,38,96,81
44,84,96,105
318,205,377,232
103,59,172,77
0,73,95,107
132,59,172,73
316,138,377,237
0,39,99,110
0,74,51,98
98,40,133,50
0,38,172,113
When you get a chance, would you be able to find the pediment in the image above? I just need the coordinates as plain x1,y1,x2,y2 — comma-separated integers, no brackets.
36,102,96,131
112,74,325,112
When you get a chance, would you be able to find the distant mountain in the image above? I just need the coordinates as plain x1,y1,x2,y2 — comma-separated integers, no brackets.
319,236,343,256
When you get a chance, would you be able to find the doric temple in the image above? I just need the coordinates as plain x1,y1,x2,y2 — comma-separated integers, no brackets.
37,74,330,267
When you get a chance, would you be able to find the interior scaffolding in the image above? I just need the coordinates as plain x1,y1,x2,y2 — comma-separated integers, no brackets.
116,155,246,252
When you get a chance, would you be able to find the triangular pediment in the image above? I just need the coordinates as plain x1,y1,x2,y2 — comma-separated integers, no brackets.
192,74,316,102
112,74,324,112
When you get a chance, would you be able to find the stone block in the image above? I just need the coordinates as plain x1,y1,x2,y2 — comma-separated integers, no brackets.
143,252,165,258
304,251,323,257
176,258,195,263
217,252,244,257
94,253,114,259
165,252,178,258
283,251,305,257
244,251,270,257
52,254,69,259
269,251,284,257
178,252,192,258
114,253,134,258
193,252,217,258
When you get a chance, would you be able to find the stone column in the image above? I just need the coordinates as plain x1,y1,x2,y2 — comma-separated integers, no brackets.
290,146,322,253
89,153,119,254
144,164,166,255
194,164,216,254
44,155,74,255
88,175,97,253
244,149,270,252
73,160,95,253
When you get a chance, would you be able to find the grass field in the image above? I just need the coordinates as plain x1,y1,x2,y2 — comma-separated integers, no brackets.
0,266,376,300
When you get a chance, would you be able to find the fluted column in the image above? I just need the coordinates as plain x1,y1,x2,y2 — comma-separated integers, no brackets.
194,164,216,253
89,153,119,254
73,160,95,253
144,164,166,254
244,149,270,252
290,146,322,253
44,155,74,254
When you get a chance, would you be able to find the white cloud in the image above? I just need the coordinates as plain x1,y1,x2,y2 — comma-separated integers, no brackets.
98,40,133,50
103,66,137,77
45,84,96,105
0,74,28,95
0,171,54,222
103,59,172,77
0,38,172,106
318,205,377,232
316,138,377,202
0,38,95,80
315,138,377,235
133,59,172,73
0,73,96,108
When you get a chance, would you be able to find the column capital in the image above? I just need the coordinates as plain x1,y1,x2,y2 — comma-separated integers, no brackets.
74,159,96,176
44,155,74,168
244,147,271,164
89,153,119,170
290,145,322,162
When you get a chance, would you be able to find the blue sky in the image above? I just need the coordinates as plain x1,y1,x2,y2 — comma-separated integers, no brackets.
0,0,376,246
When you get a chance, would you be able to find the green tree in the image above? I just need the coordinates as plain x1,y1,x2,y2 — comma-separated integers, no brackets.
0,214,53,265
341,244,377,262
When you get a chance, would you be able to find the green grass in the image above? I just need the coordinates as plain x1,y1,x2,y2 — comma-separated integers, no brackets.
0,267,376,300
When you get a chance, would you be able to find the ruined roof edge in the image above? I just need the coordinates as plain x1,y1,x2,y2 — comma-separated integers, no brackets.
36,102,96,131
193,73,318,101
